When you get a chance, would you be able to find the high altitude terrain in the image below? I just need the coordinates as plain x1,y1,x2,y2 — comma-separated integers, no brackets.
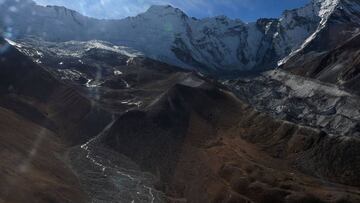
0,0,359,202
2,0,360,74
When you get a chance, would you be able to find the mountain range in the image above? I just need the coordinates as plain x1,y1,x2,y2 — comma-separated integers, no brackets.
1,0,360,75
1,0,360,203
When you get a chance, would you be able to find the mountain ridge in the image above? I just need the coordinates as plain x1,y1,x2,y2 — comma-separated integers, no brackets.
3,0,359,74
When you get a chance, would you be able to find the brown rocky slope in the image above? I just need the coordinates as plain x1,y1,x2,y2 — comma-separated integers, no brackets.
102,81,360,203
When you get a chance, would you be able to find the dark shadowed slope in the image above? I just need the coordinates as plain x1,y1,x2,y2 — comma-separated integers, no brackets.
0,37,89,203
102,79,360,203
0,106,87,203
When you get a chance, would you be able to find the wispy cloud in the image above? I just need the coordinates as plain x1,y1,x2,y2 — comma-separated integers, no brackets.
33,0,309,22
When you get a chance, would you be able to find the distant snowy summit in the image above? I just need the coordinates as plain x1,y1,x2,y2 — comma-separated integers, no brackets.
1,0,360,74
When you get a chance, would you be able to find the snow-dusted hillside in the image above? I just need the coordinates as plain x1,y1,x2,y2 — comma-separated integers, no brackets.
1,0,359,73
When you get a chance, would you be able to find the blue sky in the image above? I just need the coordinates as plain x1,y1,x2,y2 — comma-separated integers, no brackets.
33,0,310,22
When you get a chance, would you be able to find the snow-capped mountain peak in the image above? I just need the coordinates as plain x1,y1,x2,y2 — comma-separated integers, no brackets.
313,0,340,18
1,0,360,74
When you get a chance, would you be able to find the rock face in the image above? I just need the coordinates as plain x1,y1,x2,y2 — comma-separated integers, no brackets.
3,0,360,73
